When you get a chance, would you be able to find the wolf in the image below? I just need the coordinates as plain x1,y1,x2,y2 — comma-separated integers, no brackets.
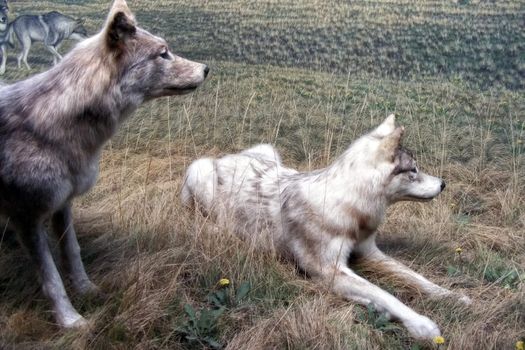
182,115,470,339
6,11,88,70
0,0,208,328
0,2,8,75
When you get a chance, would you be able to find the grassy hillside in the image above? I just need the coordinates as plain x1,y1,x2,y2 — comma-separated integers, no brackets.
0,1,524,349
4,0,525,89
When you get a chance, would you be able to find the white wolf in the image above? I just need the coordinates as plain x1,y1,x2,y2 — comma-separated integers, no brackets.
182,115,470,339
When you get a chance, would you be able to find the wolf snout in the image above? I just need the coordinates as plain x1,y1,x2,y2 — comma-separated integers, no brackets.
440,180,446,192
204,65,210,78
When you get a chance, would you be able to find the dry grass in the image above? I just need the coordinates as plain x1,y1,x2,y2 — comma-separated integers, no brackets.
1,64,523,348
3,0,524,88
0,0,524,349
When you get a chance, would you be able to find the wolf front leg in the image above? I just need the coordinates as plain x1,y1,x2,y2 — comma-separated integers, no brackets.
52,204,100,296
0,44,6,75
320,264,441,339
356,238,471,304
17,222,87,328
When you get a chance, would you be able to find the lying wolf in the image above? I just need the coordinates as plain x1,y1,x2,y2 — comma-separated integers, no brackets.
6,11,88,70
0,0,208,328
182,115,470,339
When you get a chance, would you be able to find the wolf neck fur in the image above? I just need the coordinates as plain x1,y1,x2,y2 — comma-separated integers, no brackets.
2,34,140,155
293,150,387,239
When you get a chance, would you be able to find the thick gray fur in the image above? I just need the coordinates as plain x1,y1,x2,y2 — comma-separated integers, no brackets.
0,0,208,328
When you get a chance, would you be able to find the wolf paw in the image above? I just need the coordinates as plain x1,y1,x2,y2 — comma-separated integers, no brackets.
59,312,89,330
404,315,441,339
73,279,101,297
457,293,472,305
437,290,472,306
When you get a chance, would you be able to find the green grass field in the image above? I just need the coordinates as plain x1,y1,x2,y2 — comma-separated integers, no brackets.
0,0,524,349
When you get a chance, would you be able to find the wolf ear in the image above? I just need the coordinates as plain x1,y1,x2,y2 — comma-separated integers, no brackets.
104,0,136,50
379,126,404,160
372,114,397,138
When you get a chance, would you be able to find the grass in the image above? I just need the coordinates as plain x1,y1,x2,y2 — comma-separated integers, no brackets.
0,0,524,349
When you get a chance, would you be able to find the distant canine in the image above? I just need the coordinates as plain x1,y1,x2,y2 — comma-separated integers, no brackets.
182,115,470,340
7,11,88,70
0,0,208,328
0,1,9,75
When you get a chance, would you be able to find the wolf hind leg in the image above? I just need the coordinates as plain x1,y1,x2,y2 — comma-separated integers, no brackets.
45,45,62,65
51,204,100,296
181,158,217,213
0,44,6,75
17,221,87,328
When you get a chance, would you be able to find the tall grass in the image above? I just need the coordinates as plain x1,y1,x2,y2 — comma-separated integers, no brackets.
0,0,523,349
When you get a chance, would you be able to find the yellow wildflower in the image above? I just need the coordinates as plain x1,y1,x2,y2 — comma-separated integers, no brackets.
433,336,445,345
516,340,524,350
218,278,230,287
455,247,463,254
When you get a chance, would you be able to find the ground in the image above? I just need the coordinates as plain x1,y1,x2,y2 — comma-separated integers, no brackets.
0,1,523,349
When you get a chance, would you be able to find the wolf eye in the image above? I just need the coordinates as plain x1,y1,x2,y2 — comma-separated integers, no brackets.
159,48,170,59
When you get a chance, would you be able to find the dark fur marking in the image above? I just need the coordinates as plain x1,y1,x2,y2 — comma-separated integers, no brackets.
107,12,136,50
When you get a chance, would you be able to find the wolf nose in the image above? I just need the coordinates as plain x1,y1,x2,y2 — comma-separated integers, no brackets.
203,65,210,78
440,181,446,192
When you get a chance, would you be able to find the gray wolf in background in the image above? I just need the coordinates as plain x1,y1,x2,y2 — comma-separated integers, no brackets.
182,115,470,340
0,0,208,328
7,11,88,70
0,1,8,75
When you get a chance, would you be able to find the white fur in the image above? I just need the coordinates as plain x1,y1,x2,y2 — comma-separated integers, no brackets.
182,115,470,339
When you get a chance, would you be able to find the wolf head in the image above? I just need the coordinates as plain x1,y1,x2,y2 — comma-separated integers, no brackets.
346,115,445,203
95,0,209,100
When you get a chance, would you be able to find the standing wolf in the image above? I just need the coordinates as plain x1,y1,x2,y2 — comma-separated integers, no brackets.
0,0,209,328
182,115,470,340
7,11,88,70
0,1,9,75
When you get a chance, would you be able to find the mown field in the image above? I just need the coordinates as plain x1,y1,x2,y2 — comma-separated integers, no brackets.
0,0,524,349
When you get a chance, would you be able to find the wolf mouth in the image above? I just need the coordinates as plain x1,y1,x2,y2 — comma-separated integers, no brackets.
404,195,435,202
165,85,198,94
